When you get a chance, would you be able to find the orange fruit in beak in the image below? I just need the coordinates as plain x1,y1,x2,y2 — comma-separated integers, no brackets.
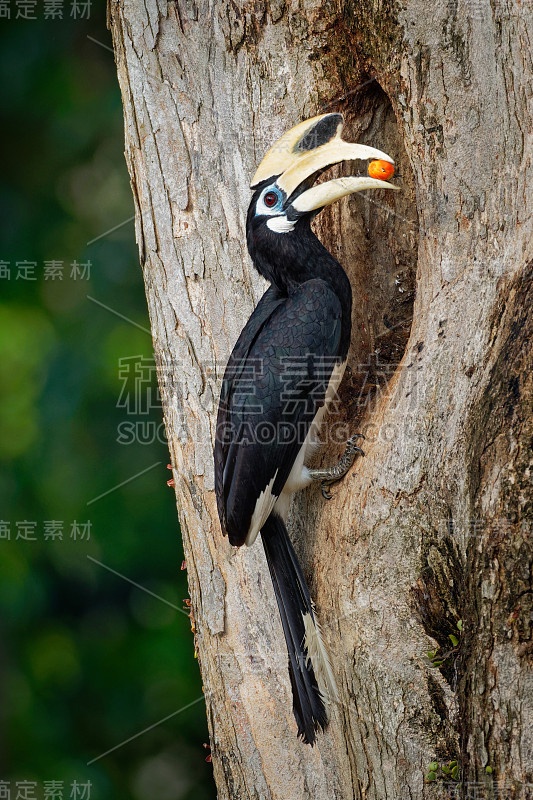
368,160,395,181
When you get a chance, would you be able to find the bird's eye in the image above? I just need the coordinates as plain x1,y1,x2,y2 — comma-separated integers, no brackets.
263,192,278,207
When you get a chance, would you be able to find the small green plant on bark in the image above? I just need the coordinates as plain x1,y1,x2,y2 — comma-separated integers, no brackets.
426,620,462,668
425,759,460,783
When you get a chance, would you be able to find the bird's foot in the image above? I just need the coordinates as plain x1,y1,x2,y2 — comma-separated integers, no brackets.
308,434,365,499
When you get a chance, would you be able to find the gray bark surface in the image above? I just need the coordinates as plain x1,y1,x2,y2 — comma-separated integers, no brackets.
109,0,533,797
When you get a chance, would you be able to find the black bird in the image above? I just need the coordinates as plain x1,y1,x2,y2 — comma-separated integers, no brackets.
215,113,397,744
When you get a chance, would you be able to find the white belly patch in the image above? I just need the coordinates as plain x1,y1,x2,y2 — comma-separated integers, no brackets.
275,358,347,519
244,359,347,542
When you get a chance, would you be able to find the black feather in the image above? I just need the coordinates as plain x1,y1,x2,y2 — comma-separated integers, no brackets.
261,513,327,744
216,278,343,546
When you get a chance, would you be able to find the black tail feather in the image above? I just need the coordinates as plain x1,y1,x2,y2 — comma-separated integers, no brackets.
261,513,334,744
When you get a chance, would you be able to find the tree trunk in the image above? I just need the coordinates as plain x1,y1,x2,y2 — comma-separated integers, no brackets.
108,0,532,797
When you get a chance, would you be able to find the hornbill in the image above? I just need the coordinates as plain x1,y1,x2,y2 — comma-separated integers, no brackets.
214,113,397,744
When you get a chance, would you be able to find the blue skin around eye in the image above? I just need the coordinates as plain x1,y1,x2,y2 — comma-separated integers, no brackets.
256,186,284,216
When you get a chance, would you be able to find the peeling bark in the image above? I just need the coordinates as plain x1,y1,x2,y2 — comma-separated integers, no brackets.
108,0,533,797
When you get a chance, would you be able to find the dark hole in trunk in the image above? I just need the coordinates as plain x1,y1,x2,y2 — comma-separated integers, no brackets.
312,82,419,437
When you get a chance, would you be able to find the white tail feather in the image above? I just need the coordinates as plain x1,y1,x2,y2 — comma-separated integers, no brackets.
302,609,339,711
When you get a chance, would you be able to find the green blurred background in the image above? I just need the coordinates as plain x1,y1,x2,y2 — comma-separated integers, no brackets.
0,3,215,798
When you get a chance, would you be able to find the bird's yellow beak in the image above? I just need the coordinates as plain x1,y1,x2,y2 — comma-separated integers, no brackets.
251,113,398,213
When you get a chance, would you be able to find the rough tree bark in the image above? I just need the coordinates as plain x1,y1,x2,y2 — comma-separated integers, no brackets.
108,0,532,797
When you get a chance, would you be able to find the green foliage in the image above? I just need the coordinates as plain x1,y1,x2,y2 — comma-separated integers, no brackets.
1,6,215,798
425,620,463,670
425,759,460,783
423,623,465,787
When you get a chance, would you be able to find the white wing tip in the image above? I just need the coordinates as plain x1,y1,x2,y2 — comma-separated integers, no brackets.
302,610,339,708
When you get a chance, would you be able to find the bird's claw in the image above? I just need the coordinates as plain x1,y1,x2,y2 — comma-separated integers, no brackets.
309,433,366,500
321,482,333,500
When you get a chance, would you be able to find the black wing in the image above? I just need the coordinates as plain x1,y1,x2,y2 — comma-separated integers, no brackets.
215,278,342,546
